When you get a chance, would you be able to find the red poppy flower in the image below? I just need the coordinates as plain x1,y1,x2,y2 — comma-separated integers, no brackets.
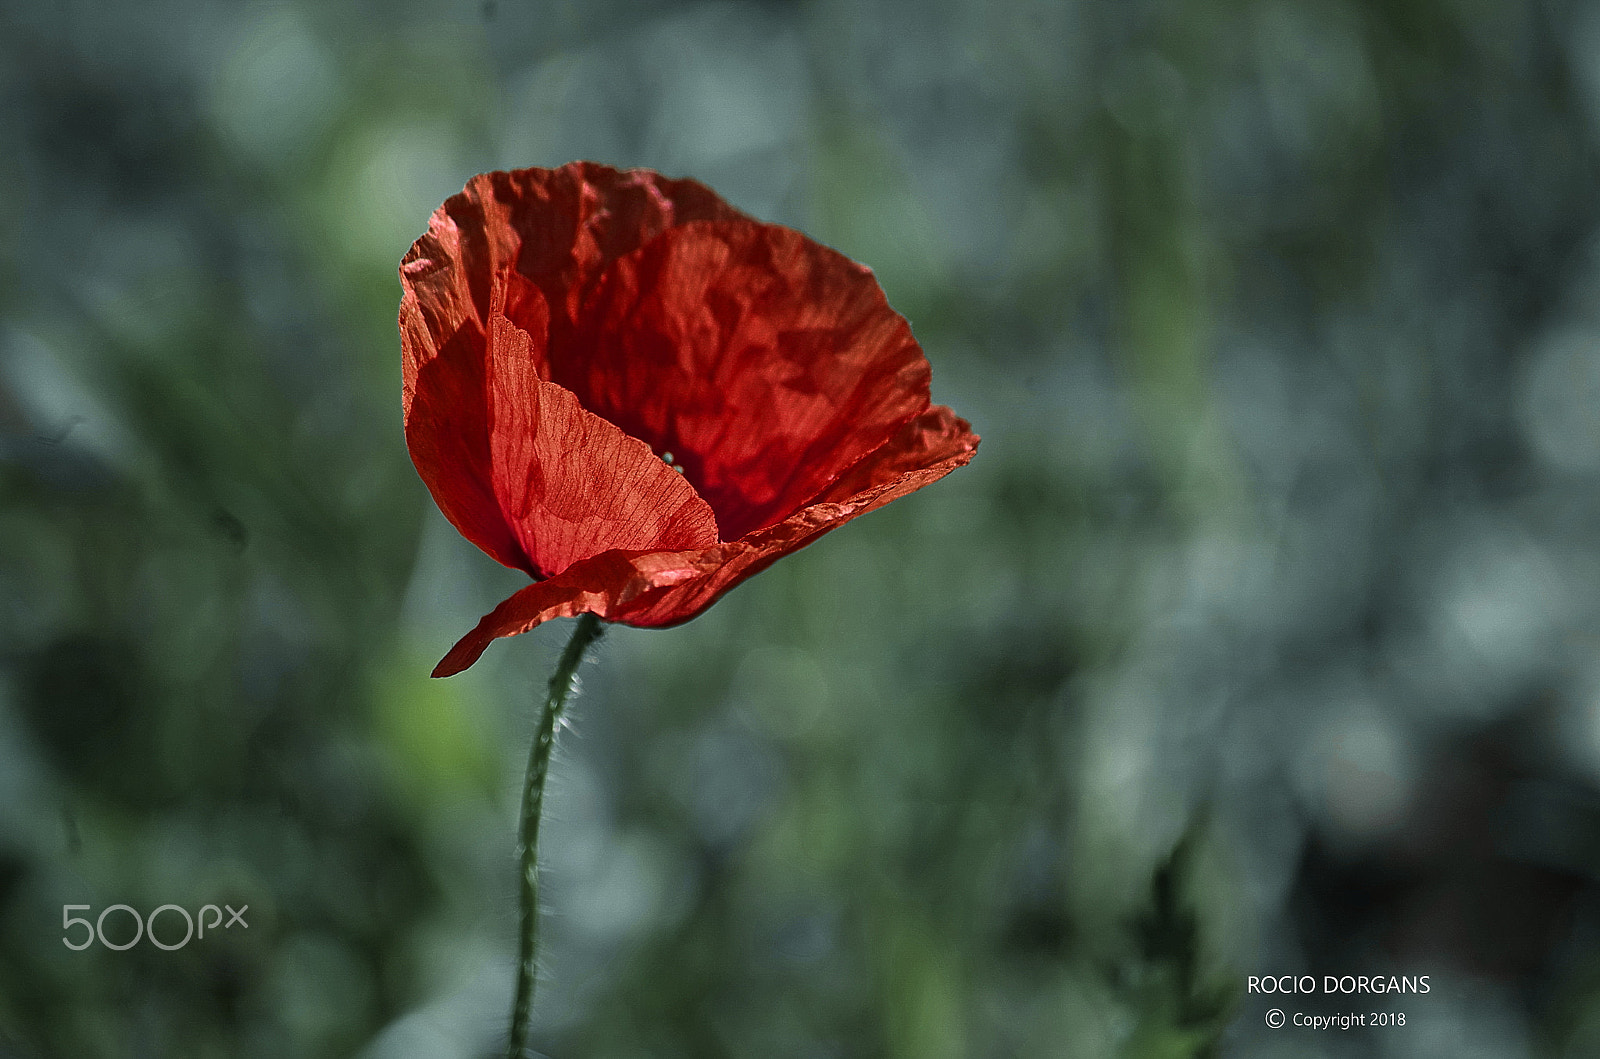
400,162,978,677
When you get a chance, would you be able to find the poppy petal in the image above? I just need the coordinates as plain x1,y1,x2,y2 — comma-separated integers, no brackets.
485,310,720,577
562,219,931,541
430,548,712,677
810,404,980,505
401,164,744,387
610,405,979,627
404,312,532,572
401,164,739,571
496,163,744,336
429,405,978,675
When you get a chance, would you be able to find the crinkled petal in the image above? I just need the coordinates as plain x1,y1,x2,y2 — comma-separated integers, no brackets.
401,164,742,571
562,219,930,540
485,310,719,576
498,164,744,336
810,404,979,504
401,163,744,404
431,549,712,677
432,406,978,675
610,405,979,627
405,314,531,572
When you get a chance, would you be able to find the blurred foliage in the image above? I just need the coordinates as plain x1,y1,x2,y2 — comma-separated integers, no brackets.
4,0,1600,1057
1115,823,1237,1059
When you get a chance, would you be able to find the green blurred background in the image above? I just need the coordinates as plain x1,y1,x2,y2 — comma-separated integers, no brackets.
5,0,1600,1056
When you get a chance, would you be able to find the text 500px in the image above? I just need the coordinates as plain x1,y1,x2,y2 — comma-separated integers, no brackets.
62,903,247,950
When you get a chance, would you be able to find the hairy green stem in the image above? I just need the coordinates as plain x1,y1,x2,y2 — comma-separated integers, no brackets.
507,611,603,1059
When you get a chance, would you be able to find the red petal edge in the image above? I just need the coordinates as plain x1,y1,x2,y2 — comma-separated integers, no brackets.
432,406,978,676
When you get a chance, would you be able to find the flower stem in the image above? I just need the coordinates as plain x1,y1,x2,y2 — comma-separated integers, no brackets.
507,611,603,1059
